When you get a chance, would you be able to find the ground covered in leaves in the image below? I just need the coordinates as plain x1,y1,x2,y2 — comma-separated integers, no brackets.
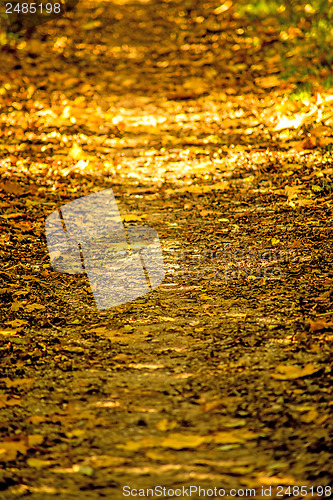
1,0,333,498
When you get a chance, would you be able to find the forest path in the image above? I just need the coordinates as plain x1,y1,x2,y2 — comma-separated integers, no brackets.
1,0,333,497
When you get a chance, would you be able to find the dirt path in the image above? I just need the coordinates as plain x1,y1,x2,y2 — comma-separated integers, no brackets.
1,0,333,498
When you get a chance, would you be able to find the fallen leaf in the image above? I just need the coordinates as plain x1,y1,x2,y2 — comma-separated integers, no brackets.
0,395,21,408
1,378,34,388
88,455,127,468
0,329,17,336
161,433,206,449
128,363,164,370
214,1,233,14
0,213,26,219
256,75,280,89
0,438,28,461
69,143,86,161
123,214,144,222
116,437,156,451
27,435,44,447
271,363,322,380
309,319,333,332
285,184,301,200
300,409,319,423
26,415,47,425
25,303,46,312
275,114,307,131
0,181,25,194
27,458,53,469
155,419,178,432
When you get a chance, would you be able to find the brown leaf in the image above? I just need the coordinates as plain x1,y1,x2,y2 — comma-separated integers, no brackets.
0,395,21,408
0,438,28,461
0,181,25,195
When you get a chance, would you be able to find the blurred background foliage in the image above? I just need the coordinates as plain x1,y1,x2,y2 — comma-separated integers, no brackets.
1,0,332,95
237,0,333,95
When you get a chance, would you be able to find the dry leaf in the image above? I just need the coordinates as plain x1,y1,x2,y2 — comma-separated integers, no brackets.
69,143,86,161
26,415,47,425
25,303,46,312
88,455,127,468
0,181,24,194
309,319,333,332
285,185,301,200
123,214,144,222
256,75,280,89
155,419,177,432
0,395,21,408
1,378,34,388
214,1,233,14
175,181,229,195
300,409,319,423
0,438,28,461
116,437,156,451
0,329,17,336
275,114,307,131
28,435,44,447
0,213,26,219
128,363,164,370
161,433,206,449
27,458,53,469
271,363,322,380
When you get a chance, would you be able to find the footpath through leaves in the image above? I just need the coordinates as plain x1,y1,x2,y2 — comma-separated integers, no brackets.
1,0,333,498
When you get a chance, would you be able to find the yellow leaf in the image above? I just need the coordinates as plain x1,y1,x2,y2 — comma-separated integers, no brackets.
0,439,28,461
155,419,177,432
88,455,127,468
128,363,164,370
26,303,46,312
161,433,206,449
300,409,319,423
116,437,156,451
27,435,44,447
256,75,280,89
27,458,53,469
210,432,244,444
177,181,229,194
2,378,34,388
69,143,86,161
82,20,102,30
123,214,144,222
0,395,21,408
285,185,300,200
271,363,321,380
214,1,233,14
0,329,17,337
